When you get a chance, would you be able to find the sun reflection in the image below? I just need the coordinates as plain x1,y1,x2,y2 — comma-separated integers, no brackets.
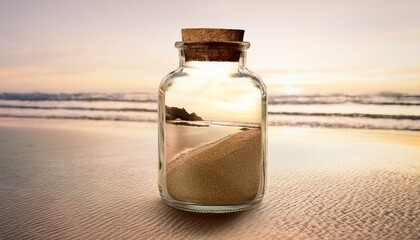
165,61,262,123
282,86,302,95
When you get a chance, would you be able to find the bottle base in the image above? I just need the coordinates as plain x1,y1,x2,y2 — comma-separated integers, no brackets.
161,197,263,213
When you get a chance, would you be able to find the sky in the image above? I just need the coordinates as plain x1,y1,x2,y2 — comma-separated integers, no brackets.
0,0,419,94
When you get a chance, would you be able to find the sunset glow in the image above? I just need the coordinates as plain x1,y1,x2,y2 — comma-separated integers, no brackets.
0,0,419,94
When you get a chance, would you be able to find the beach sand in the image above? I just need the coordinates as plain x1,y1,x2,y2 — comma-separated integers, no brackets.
167,128,262,205
0,119,419,239
165,124,240,162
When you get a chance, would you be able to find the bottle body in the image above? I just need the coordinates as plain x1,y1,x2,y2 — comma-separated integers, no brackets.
158,43,266,213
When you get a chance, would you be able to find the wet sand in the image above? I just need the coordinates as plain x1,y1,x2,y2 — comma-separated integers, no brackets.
165,124,240,162
0,119,419,239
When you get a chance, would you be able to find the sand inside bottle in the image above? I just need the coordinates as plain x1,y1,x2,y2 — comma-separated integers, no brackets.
165,123,263,205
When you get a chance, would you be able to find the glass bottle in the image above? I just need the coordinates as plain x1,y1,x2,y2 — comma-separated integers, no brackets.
158,28,267,213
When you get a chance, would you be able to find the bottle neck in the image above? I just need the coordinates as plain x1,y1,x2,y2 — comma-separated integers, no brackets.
175,41,250,69
178,49,247,68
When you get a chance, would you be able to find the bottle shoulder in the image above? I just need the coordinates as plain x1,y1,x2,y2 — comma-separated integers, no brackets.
159,66,266,98
238,68,267,97
158,67,185,91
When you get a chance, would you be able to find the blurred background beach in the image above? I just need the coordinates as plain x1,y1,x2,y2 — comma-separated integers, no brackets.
0,0,419,239
1,0,419,131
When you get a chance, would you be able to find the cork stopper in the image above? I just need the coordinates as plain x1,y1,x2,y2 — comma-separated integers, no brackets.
180,28,246,62
182,28,244,42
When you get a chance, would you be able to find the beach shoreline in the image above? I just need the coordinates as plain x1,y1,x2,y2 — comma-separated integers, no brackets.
0,119,419,239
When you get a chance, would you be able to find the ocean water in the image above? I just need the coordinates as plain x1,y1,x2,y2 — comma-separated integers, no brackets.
0,92,419,131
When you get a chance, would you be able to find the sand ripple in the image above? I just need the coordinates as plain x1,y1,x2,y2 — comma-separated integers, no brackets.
0,126,419,239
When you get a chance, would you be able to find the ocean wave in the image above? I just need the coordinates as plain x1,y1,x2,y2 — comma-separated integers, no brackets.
267,121,420,132
268,92,420,106
1,114,419,132
268,100,420,106
167,120,261,128
268,112,420,120
0,92,157,103
0,104,157,113
1,104,417,121
2,92,420,106
0,114,155,123
1,91,419,132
